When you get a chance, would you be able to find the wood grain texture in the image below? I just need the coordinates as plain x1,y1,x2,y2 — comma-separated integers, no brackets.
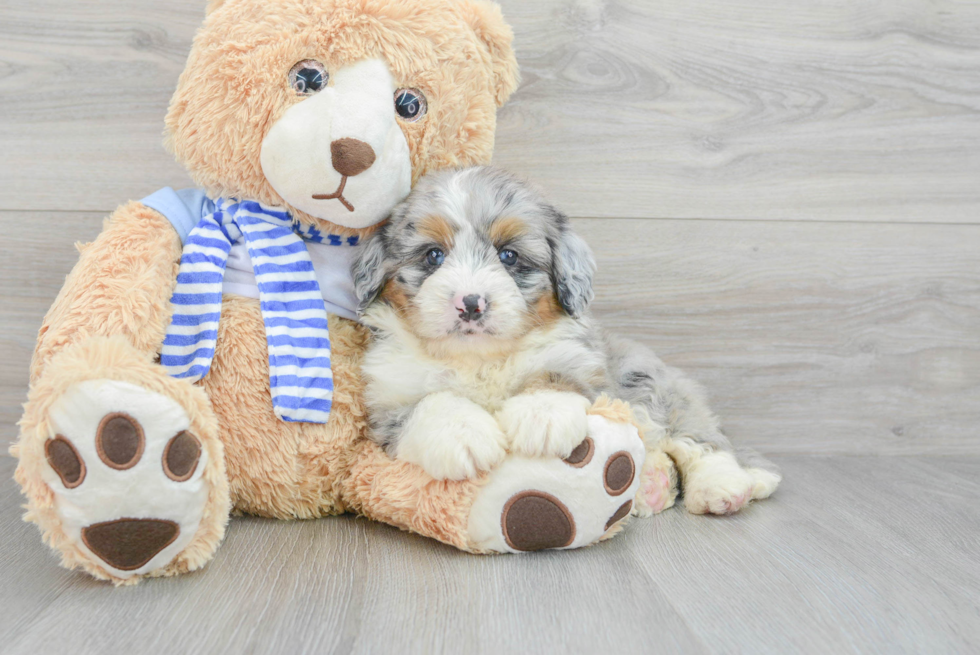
3,212,977,456
1,1,979,221
1,454,978,654
494,0,980,222
2,0,979,652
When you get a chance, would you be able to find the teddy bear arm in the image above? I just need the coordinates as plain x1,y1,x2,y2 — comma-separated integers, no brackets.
32,201,182,384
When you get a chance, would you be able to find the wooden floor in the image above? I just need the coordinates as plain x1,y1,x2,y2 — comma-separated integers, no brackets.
1,0,979,653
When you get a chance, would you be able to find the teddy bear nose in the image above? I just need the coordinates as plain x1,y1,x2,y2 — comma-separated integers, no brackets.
330,138,376,177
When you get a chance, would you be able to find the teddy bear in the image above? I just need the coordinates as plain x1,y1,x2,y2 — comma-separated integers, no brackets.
13,0,682,585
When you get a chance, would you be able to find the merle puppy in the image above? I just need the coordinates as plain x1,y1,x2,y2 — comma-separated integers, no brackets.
352,167,780,514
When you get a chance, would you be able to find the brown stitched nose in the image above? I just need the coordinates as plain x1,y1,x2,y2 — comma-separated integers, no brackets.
330,138,376,177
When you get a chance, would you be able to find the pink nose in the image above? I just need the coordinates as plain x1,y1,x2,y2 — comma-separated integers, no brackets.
453,294,487,322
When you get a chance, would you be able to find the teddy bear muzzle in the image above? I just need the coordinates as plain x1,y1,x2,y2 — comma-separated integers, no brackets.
260,58,413,230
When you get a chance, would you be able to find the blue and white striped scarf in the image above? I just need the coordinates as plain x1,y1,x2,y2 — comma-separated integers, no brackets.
161,198,356,423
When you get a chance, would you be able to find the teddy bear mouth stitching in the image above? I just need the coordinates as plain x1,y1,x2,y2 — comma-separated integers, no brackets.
312,176,355,212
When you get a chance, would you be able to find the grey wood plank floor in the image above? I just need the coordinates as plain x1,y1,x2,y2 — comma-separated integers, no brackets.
1,0,979,653
2,0,980,221
0,454,977,654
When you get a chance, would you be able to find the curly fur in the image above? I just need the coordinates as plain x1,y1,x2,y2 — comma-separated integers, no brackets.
356,167,781,506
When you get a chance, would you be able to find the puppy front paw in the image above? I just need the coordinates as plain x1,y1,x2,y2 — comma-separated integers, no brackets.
497,391,591,459
395,392,508,481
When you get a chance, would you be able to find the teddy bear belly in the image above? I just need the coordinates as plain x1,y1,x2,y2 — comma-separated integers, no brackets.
199,293,370,519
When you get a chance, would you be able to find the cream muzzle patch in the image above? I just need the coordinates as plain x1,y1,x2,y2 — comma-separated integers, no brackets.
260,58,413,229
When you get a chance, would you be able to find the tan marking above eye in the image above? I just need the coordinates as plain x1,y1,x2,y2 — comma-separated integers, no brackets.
417,215,456,249
488,216,528,246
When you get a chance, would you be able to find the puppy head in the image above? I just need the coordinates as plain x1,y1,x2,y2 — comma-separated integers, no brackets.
353,167,596,351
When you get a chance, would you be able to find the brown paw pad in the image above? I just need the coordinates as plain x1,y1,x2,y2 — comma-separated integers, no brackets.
96,413,144,470
563,437,595,468
605,500,633,530
163,431,201,482
501,491,576,552
45,436,86,489
603,451,635,496
81,518,180,571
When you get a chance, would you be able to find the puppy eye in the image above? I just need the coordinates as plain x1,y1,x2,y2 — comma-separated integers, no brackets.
289,60,327,95
394,88,427,122
499,249,518,266
426,248,445,266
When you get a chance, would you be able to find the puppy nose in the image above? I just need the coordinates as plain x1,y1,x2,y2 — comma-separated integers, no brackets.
330,138,376,177
454,294,487,322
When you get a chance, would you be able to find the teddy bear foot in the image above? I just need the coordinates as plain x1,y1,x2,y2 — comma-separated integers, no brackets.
467,407,646,553
37,378,219,581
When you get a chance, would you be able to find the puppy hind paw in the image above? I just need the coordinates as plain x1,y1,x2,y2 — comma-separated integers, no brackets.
747,467,781,500
682,451,758,515
634,450,678,517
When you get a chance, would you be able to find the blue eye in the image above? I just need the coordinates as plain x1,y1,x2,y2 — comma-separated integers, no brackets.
499,249,518,266
426,248,445,266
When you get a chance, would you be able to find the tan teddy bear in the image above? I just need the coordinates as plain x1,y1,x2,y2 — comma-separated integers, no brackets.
14,0,684,585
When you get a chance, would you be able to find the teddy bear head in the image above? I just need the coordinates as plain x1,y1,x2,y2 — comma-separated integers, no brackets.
164,0,519,232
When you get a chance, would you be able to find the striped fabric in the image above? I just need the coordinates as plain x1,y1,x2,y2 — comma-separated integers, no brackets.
161,198,352,424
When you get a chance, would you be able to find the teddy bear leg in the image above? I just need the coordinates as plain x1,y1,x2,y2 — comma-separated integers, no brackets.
467,398,648,553
13,336,231,584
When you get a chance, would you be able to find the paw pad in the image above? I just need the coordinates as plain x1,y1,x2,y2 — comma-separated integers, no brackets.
603,451,635,496
468,414,645,553
605,500,633,530
163,431,201,482
42,379,215,578
96,413,144,470
563,437,594,468
45,436,86,489
501,491,576,551
81,518,180,571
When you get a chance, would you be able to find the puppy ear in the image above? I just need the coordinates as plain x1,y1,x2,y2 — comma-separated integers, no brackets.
550,223,596,318
206,0,227,14
459,0,521,106
351,230,391,315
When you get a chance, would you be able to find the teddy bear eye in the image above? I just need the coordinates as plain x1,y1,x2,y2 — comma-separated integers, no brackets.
288,60,327,95
394,88,427,122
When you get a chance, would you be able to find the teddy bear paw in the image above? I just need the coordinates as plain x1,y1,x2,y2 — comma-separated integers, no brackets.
467,413,645,552
42,379,212,578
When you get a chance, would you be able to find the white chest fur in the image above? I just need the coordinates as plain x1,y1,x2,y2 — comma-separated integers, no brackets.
361,306,607,414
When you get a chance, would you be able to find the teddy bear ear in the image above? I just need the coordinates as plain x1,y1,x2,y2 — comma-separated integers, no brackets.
458,0,521,106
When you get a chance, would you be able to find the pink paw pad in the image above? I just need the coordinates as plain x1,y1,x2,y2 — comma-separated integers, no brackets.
641,470,671,513
723,492,750,514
